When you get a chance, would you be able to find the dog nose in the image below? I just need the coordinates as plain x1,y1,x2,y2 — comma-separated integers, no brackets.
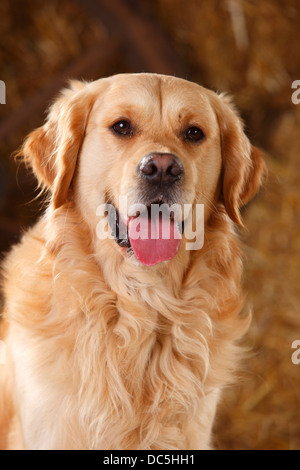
138,153,184,186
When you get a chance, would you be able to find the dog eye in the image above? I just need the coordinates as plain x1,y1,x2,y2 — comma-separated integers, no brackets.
112,120,132,136
184,126,205,142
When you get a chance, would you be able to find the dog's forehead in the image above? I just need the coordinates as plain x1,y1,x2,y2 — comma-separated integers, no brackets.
91,74,215,119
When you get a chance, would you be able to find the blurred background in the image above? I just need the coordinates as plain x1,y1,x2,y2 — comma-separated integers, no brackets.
0,0,300,450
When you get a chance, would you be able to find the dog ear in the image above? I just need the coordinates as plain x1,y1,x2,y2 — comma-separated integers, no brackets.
16,80,94,209
210,93,267,225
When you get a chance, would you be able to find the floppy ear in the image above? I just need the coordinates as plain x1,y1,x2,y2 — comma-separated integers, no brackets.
210,93,267,225
16,80,94,209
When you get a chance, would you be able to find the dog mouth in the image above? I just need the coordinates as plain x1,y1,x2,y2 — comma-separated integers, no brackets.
107,200,184,266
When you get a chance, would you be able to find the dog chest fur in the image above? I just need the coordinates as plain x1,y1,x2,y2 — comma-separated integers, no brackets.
2,204,245,449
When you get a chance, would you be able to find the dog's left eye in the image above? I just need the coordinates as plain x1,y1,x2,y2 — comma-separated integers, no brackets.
112,120,133,136
184,126,205,142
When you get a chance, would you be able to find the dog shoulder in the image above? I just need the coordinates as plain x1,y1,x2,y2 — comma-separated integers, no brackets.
1,218,52,324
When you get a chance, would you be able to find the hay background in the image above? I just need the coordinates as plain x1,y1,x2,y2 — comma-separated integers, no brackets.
0,0,299,450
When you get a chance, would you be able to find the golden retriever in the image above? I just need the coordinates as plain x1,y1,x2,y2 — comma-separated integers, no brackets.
0,73,266,450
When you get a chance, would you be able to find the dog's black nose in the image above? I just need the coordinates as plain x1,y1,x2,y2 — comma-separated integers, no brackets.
138,153,184,186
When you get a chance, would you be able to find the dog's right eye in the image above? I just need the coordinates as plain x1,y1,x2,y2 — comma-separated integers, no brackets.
111,120,133,136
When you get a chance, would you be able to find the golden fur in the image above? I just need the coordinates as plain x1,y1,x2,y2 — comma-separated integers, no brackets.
0,73,266,450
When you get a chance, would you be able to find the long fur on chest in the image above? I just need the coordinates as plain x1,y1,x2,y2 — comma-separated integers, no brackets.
3,203,248,449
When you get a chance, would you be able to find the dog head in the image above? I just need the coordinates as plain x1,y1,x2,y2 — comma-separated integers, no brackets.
18,73,267,266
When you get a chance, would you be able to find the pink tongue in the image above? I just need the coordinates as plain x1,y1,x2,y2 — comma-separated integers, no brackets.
128,213,181,266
